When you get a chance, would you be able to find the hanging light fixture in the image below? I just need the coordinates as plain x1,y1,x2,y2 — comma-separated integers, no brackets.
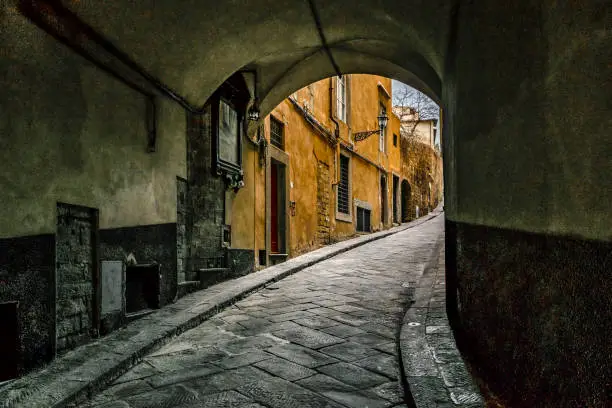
377,113,388,130
248,98,260,121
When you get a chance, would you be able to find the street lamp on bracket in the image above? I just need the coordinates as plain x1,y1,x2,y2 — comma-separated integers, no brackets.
353,113,389,142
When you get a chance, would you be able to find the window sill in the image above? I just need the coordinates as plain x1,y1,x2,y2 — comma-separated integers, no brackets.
336,212,352,223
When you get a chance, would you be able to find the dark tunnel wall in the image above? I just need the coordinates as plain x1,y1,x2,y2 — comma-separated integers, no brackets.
443,2,611,406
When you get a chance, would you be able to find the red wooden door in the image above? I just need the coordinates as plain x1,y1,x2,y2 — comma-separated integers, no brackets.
271,163,279,253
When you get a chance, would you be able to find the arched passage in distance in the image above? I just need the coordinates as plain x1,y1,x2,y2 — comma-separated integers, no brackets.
401,180,412,223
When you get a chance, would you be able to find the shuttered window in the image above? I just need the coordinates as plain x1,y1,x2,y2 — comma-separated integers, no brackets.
270,116,284,149
337,155,350,215
336,76,347,122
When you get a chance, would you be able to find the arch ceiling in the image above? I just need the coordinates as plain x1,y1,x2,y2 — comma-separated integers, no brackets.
64,0,452,112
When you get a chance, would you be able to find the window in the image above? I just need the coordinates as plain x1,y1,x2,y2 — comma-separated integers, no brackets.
379,103,387,152
356,207,371,232
270,116,284,149
336,76,347,122
337,155,350,215
393,133,398,147
432,119,438,147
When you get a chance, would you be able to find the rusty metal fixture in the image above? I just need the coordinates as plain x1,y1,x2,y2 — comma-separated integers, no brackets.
353,113,389,142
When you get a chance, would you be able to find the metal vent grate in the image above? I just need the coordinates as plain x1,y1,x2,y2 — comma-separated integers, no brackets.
338,155,350,214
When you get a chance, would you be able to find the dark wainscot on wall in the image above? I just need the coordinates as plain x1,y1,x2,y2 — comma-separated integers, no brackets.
449,220,611,407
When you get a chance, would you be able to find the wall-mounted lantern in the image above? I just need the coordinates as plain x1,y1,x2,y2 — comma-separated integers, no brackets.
354,113,389,142
247,98,260,121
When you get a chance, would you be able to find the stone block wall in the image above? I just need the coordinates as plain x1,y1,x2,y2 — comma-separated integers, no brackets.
55,204,96,353
316,160,331,245
228,249,255,278
400,139,443,219
0,234,55,375
186,108,226,280
177,177,188,283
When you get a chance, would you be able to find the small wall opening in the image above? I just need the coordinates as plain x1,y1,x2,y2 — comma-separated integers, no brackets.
125,264,161,316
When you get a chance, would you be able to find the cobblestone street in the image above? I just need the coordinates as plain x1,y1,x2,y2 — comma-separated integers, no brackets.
80,216,443,408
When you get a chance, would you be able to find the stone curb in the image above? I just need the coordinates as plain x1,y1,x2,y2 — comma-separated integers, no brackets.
0,210,442,408
398,235,485,408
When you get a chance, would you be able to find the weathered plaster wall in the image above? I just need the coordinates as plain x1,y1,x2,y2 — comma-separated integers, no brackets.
232,75,403,262
349,75,394,169
387,113,402,175
266,95,337,256
0,6,186,239
0,6,187,376
230,141,258,250
445,1,611,240
351,157,384,231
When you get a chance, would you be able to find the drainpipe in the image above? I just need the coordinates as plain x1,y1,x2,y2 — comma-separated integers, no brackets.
329,78,341,245
329,78,341,142
329,78,341,183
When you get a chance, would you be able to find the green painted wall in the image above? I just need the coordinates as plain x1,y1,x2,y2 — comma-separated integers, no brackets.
0,7,186,238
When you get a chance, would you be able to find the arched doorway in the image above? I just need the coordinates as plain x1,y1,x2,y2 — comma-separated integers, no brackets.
401,180,411,222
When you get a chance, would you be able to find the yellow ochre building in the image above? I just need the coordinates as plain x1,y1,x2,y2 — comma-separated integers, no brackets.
230,75,443,268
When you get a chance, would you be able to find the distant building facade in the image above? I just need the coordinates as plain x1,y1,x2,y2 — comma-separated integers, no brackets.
230,75,444,267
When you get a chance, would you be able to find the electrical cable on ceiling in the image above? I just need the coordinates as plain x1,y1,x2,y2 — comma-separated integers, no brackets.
307,0,342,78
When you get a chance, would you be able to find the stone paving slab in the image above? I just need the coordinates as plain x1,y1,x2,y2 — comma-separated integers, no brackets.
296,374,390,408
399,238,485,408
0,211,440,408
76,208,445,408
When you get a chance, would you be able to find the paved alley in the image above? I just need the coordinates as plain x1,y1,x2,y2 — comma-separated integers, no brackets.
79,216,444,408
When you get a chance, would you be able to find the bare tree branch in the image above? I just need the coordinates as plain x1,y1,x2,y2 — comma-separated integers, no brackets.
392,85,439,147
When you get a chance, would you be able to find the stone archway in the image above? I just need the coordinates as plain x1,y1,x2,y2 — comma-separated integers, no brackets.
2,1,609,406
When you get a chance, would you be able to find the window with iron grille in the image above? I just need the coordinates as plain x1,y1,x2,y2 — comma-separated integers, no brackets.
270,116,284,149
337,155,350,215
356,207,371,232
